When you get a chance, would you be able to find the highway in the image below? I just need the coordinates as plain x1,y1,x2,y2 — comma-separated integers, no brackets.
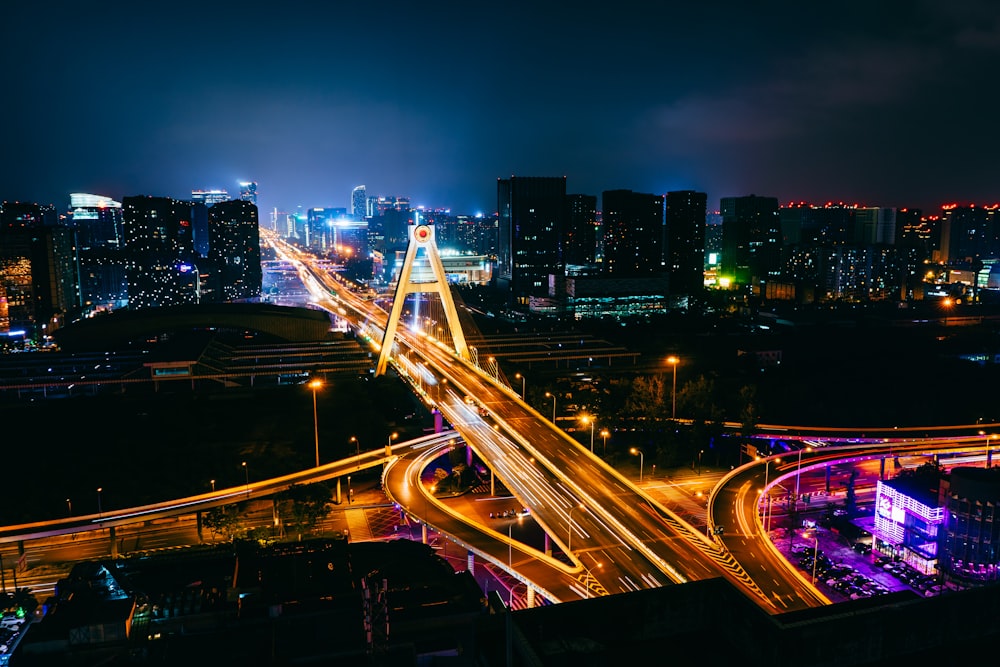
265,232,782,607
6,233,996,615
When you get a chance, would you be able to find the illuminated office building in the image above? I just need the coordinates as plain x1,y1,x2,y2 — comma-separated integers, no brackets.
238,181,258,206
208,199,262,302
191,189,230,206
721,194,781,285
0,201,76,338
352,185,367,220
122,195,202,308
496,176,566,303
69,193,128,311
564,194,598,267
601,189,664,277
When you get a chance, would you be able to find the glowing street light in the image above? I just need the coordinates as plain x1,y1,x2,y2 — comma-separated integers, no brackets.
515,372,526,399
350,436,362,468
242,461,249,498
545,391,557,423
308,378,324,468
386,431,398,456
630,447,645,482
579,414,595,452
96,487,103,518
667,355,679,419
600,429,610,453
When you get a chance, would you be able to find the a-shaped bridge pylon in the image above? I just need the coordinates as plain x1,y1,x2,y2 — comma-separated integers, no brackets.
375,223,470,376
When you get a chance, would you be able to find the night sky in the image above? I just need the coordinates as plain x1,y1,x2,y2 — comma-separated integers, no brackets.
4,1,1000,216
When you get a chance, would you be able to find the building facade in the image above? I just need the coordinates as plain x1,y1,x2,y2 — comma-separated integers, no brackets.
496,176,567,304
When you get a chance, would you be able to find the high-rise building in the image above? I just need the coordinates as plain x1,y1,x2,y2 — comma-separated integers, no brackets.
352,185,367,221
564,194,598,267
496,176,567,303
721,195,781,285
208,199,262,302
942,204,1000,262
665,190,707,301
601,189,664,277
0,201,76,338
69,193,128,312
238,181,258,206
191,189,230,206
122,195,201,309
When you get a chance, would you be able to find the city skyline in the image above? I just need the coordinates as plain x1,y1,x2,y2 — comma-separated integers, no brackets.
4,2,1000,216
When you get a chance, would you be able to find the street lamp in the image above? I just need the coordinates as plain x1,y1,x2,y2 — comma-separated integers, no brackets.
242,461,249,498
515,372,526,399
350,436,361,468
567,504,584,553
96,487,103,518
386,431,398,456
630,447,645,482
584,562,603,599
666,355,679,419
66,498,72,516
545,392,557,423
697,449,704,475
348,475,353,504
600,429,610,454
210,479,216,493
308,378,323,468
579,414,595,452
806,531,820,584
795,446,813,500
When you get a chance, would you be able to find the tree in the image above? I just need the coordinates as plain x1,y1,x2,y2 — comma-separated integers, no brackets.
624,374,668,422
277,483,334,541
202,504,243,542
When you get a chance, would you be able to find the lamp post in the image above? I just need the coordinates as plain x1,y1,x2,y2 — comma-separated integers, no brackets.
630,447,644,482
242,461,249,498
350,436,361,468
600,429,609,454
809,531,820,584
515,372,526,399
96,487,103,518
348,475,353,504
308,378,323,468
545,392,557,423
66,498,72,516
579,414,595,452
667,355,679,419
697,449,704,475
210,479,216,493
386,431,398,456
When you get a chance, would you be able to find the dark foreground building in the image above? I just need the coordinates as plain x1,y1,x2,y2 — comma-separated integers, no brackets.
13,535,1000,666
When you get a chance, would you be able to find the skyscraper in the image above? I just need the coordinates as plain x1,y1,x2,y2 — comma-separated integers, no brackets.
191,189,230,206
497,176,567,303
238,181,258,206
208,199,262,302
352,185,367,221
122,195,201,309
601,189,664,277
0,201,76,338
69,193,128,311
564,194,598,267
721,195,781,285
665,190,707,302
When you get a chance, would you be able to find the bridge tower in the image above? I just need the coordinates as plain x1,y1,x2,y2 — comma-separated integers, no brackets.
375,223,470,376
